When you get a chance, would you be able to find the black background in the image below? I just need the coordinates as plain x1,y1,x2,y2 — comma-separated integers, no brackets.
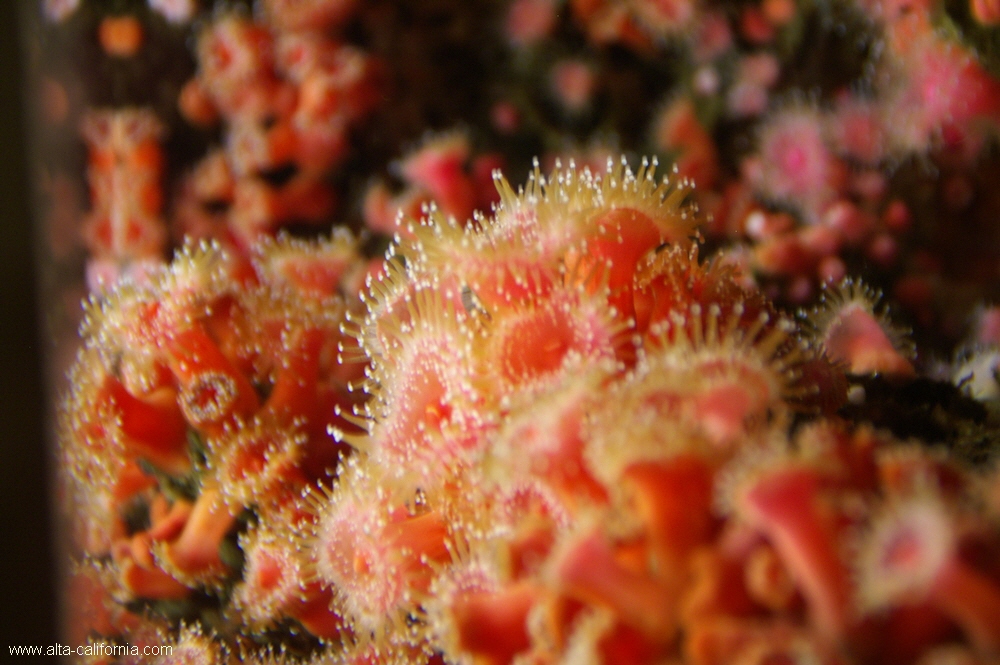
0,1,60,647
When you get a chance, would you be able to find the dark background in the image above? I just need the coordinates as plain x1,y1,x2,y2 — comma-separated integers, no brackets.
0,1,60,647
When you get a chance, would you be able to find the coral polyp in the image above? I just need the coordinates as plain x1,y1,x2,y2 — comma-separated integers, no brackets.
305,470,451,644
802,278,916,378
482,284,628,391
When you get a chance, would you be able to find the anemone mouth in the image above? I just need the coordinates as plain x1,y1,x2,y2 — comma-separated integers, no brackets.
206,418,305,508
484,285,627,396
357,289,487,476
361,326,483,463
180,371,239,427
857,493,954,611
310,491,406,632
302,458,452,644
484,365,613,509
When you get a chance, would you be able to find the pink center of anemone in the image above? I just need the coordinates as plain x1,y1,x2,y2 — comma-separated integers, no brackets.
880,526,924,572
316,503,404,621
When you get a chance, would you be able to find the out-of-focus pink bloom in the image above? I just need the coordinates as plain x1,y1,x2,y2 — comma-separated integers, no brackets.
726,53,779,118
884,35,1000,158
828,94,888,165
506,0,559,46
43,0,79,23
739,6,775,45
148,0,196,24
972,0,1000,24
691,10,733,62
751,107,847,222
80,108,168,277
866,233,899,268
490,100,522,134
855,0,934,24
550,59,598,114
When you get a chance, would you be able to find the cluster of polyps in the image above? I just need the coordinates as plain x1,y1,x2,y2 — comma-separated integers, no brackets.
491,0,1000,310
79,108,168,290
60,158,1000,664
59,233,369,642
175,7,382,250
327,158,1000,664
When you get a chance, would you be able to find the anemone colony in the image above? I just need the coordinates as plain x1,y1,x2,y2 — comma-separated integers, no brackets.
30,0,1000,663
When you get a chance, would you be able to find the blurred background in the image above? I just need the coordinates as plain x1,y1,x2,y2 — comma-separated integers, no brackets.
0,1,59,647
